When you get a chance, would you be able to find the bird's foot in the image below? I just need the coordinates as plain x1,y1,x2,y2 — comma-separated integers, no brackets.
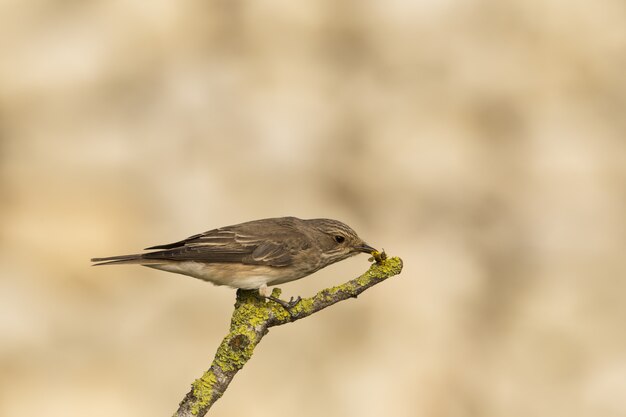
267,295,302,315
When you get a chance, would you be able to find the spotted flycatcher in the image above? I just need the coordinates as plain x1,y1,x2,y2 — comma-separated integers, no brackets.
92,217,376,307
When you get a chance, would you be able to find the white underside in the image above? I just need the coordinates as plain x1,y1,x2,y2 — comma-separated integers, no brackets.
145,261,305,290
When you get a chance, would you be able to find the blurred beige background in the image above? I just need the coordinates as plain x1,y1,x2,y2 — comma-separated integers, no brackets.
1,1,625,416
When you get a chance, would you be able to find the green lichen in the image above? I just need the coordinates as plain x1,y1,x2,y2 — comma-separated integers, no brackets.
294,297,315,314
214,297,272,372
383,258,403,278
362,257,402,280
190,370,218,415
233,303,269,328
214,333,255,372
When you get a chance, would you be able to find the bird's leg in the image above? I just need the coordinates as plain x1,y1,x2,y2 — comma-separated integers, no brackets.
258,285,302,313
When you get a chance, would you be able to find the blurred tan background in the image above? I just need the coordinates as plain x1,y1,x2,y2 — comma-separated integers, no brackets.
1,1,625,416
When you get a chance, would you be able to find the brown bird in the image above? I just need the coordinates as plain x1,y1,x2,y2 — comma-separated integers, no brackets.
92,217,376,308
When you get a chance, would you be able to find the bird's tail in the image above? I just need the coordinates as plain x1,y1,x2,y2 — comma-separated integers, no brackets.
91,253,151,266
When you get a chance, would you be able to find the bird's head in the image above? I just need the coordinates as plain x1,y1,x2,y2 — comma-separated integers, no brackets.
306,218,377,265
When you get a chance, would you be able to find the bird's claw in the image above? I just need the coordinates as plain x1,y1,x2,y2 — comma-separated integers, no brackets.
287,296,302,308
267,295,302,315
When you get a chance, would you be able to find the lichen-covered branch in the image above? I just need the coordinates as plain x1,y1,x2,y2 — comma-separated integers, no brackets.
174,256,403,417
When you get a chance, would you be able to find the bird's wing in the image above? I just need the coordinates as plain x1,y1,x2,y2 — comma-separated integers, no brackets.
141,225,305,267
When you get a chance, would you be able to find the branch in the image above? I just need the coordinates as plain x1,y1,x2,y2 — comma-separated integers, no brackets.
174,256,403,417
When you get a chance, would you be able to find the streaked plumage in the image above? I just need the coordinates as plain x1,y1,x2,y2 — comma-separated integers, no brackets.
92,217,376,296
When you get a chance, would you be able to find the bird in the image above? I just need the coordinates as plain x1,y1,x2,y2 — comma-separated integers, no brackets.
91,217,377,308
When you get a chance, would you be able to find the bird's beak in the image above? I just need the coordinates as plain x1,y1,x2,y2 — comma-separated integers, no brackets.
355,242,377,254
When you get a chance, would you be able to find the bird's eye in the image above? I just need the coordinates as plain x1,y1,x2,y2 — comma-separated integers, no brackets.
334,235,345,243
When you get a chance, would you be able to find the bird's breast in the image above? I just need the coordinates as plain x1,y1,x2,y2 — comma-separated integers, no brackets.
146,261,312,289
